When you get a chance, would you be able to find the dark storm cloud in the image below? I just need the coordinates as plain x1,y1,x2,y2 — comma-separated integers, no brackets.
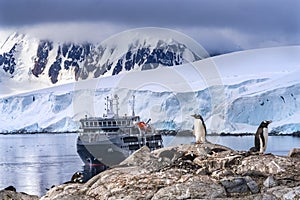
0,0,299,52
0,0,298,31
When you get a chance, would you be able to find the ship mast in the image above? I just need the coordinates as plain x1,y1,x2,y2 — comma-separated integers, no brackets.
114,94,119,117
105,95,120,117
105,96,114,117
132,95,135,117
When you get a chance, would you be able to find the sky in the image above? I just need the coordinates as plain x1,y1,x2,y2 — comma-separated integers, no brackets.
0,0,299,54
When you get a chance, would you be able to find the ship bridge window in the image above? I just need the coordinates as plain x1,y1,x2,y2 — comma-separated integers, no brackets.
108,121,111,126
103,122,107,126
117,121,122,126
93,122,97,126
112,121,117,126
85,122,89,126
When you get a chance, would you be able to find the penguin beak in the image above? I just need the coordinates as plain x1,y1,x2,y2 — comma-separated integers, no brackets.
267,120,272,124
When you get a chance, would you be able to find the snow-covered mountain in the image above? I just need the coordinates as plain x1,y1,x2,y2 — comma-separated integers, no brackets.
0,32,300,134
0,31,202,90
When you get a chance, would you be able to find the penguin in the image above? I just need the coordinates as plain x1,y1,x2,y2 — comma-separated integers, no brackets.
253,120,272,154
62,171,84,184
191,114,207,144
69,171,84,183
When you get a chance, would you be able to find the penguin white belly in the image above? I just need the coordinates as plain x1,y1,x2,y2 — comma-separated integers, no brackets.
262,127,268,152
259,137,264,153
194,119,206,143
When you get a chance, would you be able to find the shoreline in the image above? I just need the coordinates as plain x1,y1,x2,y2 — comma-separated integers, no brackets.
0,131,78,135
159,129,300,137
0,130,299,137
0,131,300,199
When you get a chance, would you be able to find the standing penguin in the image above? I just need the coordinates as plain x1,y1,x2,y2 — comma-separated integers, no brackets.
191,114,207,143
253,120,272,154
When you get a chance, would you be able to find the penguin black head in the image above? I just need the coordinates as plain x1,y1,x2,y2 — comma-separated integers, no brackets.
191,114,204,121
259,120,272,128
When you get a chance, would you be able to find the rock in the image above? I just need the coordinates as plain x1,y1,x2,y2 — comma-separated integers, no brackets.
282,185,300,199
220,177,250,194
40,183,90,200
211,169,234,179
196,167,209,175
193,153,242,174
118,146,171,173
220,176,259,196
40,143,300,199
0,189,39,200
4,185,16,192
263,176,277,188
234,154,297,175
288,148,300,158
156,148,184,162
265,186,300,199
152,175,226,199
244,176,260,194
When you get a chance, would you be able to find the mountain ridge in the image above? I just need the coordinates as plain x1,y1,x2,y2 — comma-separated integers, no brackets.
0,32,202,87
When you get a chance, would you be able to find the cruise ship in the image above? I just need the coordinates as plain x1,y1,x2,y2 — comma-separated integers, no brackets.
76,95,163,171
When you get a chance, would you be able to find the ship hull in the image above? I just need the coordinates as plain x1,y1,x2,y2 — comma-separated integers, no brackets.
77,136,128,167
76,133,163,167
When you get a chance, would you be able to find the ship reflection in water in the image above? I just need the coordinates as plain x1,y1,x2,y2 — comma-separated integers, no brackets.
76,95,164,182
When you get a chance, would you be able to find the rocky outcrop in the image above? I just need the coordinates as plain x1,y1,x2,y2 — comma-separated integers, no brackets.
288,148,300,158
0,186,39,200
41,143,300,200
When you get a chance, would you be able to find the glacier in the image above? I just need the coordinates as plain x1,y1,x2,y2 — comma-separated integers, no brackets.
1,45,300,134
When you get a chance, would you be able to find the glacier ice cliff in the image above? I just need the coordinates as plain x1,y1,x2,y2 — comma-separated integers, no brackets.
1,76,300,133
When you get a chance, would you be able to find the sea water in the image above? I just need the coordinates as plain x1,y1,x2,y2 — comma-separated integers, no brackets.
0,133,299,196
0,133,83,196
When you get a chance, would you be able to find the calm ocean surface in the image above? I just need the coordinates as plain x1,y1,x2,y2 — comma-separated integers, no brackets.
0,133,83,196
0,133,299,196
